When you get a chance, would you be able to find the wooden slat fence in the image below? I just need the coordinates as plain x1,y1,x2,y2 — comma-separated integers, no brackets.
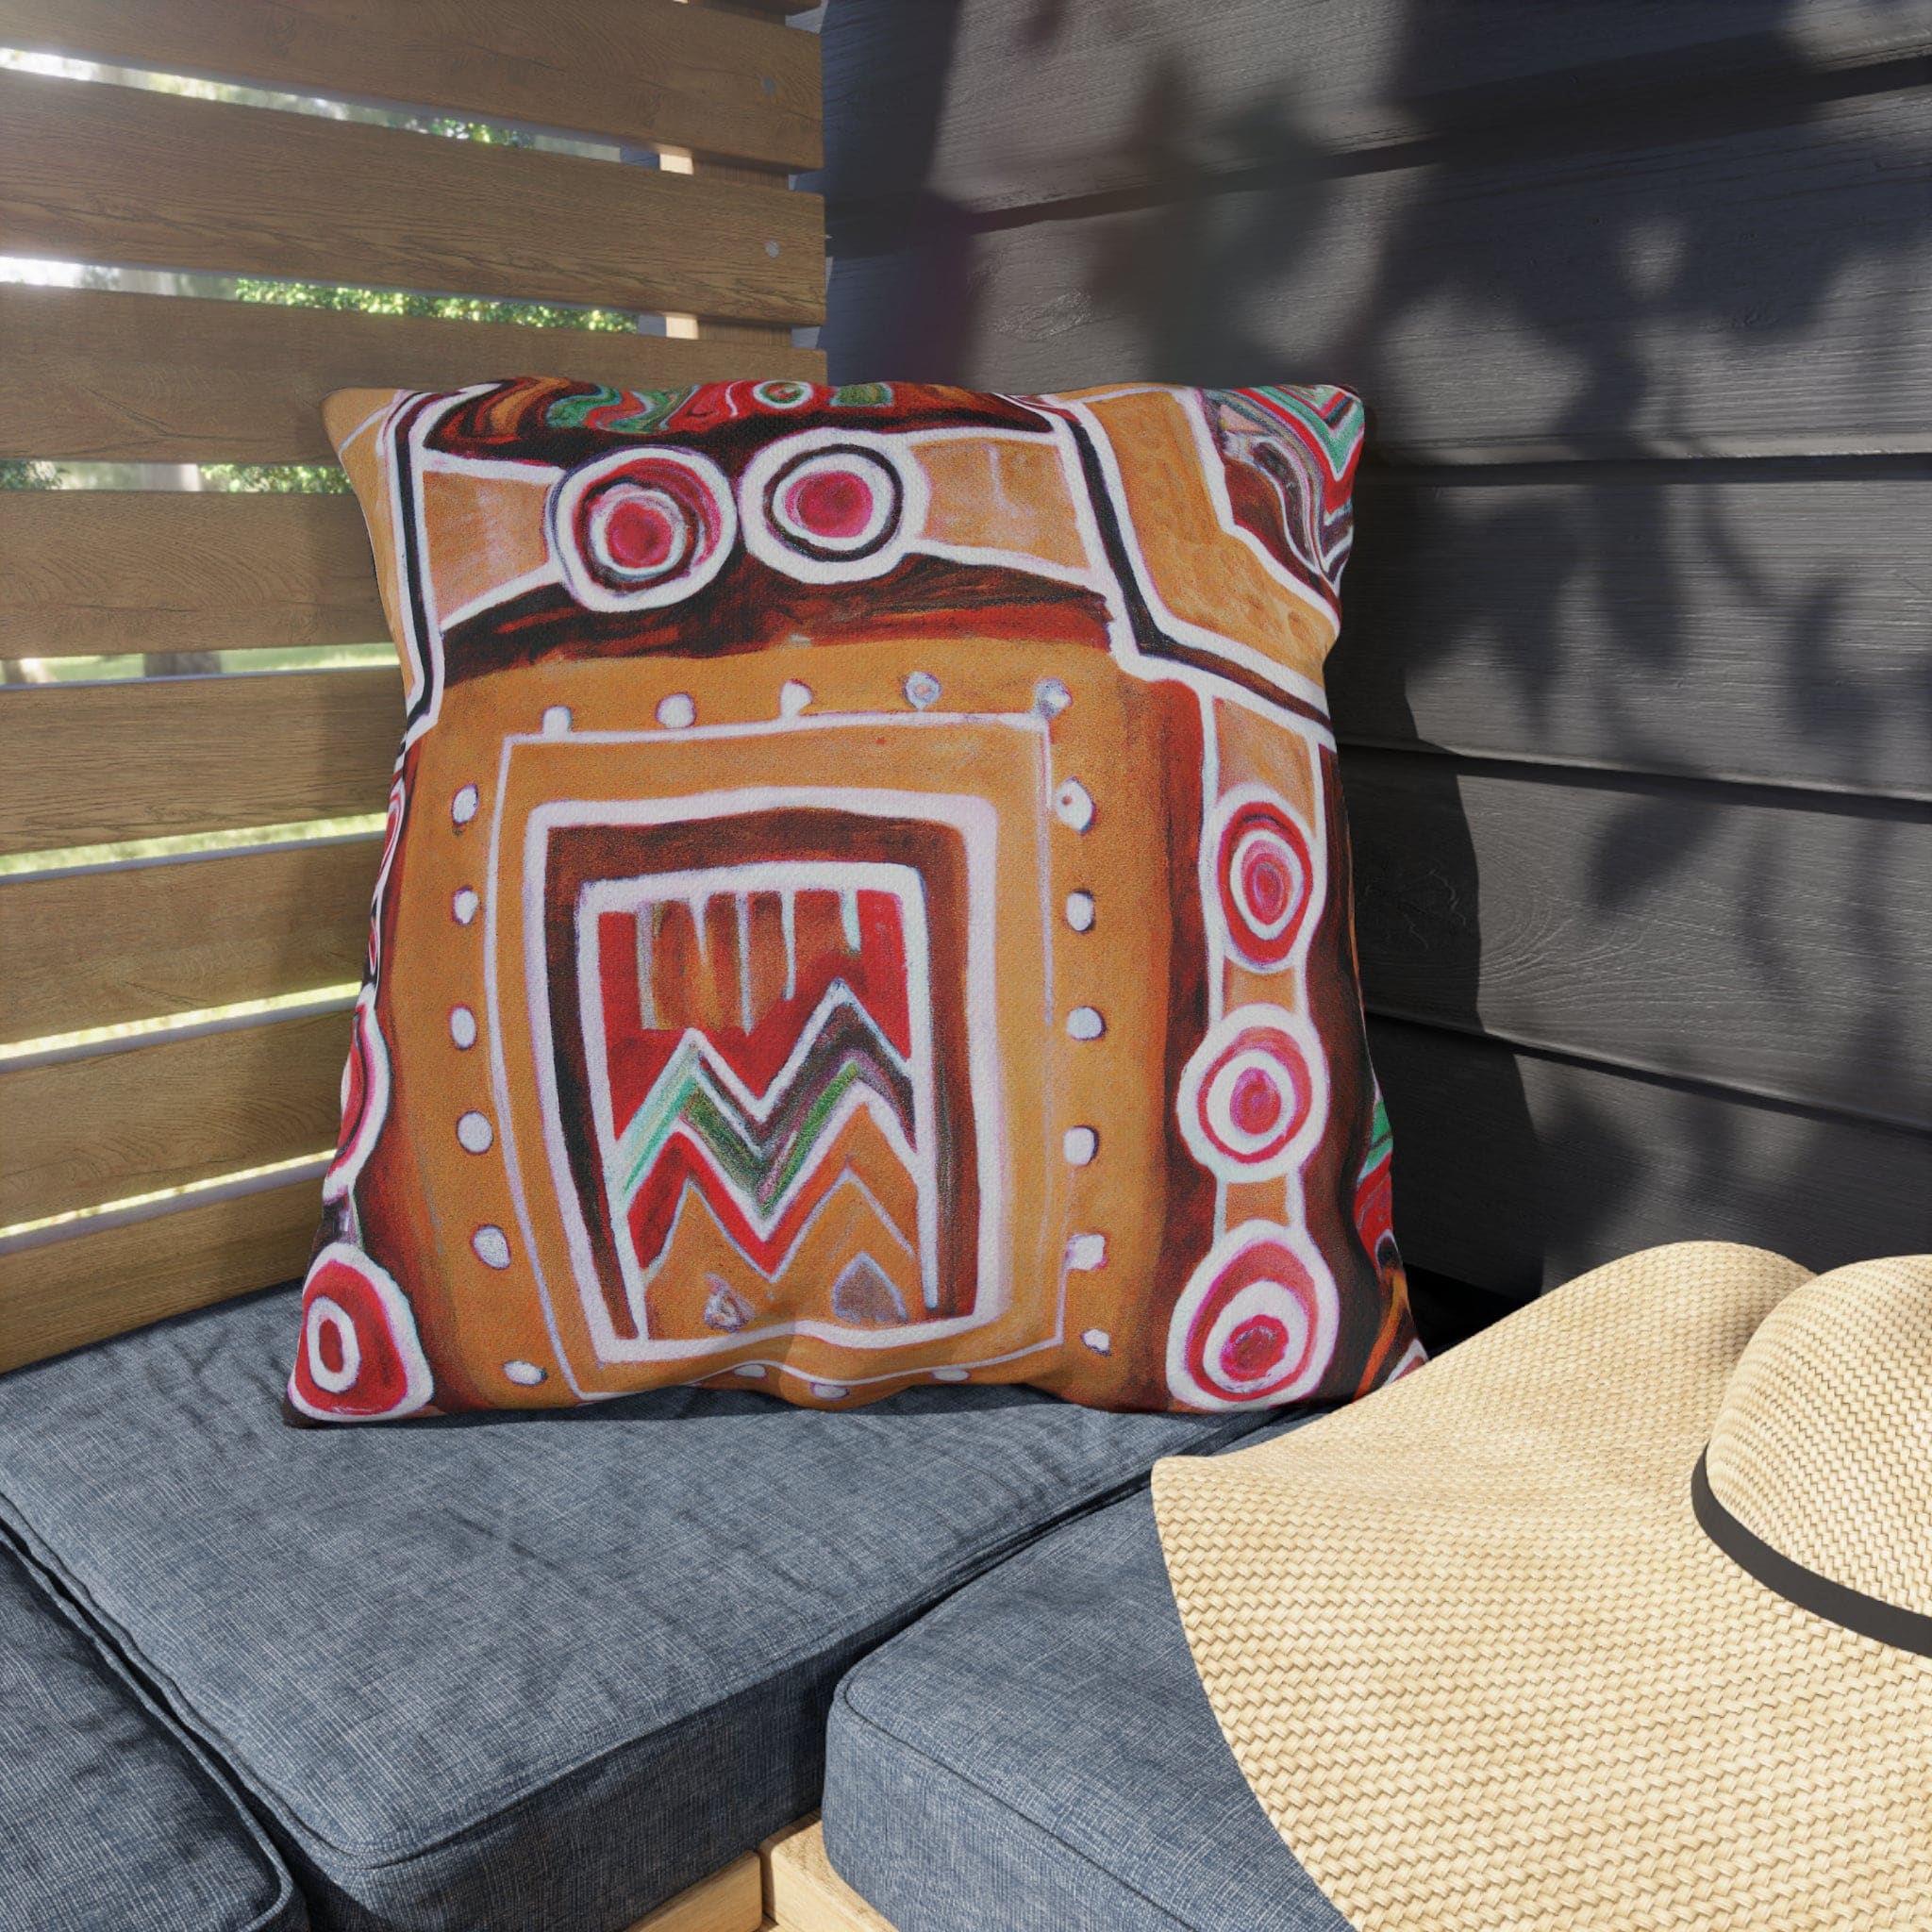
0,0,826,1369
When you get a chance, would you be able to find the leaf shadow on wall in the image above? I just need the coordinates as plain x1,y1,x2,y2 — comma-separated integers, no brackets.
817,0,1932,1309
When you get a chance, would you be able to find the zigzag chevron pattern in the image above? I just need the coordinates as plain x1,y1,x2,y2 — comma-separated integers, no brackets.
615,986,922,1271
588,877,939,1335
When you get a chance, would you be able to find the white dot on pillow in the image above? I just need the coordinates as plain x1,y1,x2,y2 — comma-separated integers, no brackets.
472,1225,512,1270
457,1111,493,1154
1066,1233,1108,1272
1054,779,1094,832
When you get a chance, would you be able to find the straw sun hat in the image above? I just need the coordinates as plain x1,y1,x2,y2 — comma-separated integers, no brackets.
1153,1242,1932,1929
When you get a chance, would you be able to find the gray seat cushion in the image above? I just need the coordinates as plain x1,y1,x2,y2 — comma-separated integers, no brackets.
822,1441,1349,1931
0,1285,1271,1932
0,1541,304,1932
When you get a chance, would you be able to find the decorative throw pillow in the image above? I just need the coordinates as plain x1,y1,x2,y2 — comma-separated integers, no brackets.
290,377,1422,1422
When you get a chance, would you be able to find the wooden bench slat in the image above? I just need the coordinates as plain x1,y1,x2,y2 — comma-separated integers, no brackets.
0,70,824,325
0,0,822,173
0,1174,319,1373
0,491,386,658
0,284,824,466
0,838,379,1044
0,667,403,857
0,1009,349,1226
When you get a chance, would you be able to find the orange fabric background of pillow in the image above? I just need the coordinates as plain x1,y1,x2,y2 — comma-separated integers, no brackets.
288,377,1420,1421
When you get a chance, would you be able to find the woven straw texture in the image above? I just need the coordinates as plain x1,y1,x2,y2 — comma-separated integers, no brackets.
1706,1255,1932,1619
1153,1242,1932,1931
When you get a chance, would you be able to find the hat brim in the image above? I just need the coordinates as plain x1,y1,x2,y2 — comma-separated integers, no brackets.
1154,1242,1932,1930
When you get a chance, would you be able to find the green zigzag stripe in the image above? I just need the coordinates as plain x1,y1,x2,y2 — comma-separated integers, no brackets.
620,1053,900,1213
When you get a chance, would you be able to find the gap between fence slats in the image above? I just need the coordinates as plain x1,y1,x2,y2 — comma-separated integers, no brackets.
0,285,826,466
1334,467,1932,801
1369,1017,1932,1299
826,88,1929,457
0,70,824,325
0,1174,321,1373
908,0,1932,213
0,836,380,1043
0,1008,349,1225
0,0,821,172
0,668,402,856
0,491,385,657
1341,753,1932,1131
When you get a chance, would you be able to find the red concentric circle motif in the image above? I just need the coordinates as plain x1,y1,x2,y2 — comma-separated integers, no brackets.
766,447,901,559
1176,1007,1321,1180
1213,791,1315,971
287,1243,434,1421
1166,1222,1341,1408
740,432,922,582
551,448,736,609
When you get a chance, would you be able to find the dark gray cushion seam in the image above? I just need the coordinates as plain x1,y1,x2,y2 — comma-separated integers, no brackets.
0,1454,1222,1871
0,1524,304,1932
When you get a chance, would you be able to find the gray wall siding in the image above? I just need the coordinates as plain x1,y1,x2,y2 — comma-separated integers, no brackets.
817,0,1932,1296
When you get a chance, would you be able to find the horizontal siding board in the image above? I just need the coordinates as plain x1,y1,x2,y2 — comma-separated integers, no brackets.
0,284,825,465
0,667,402,856
828,89,1932,457
0,70,824,325
1370,1017,1932,1297
0,491,386,657
1343,752,1932,1127
0,1009,348,1225
0,838,379,1043
903,0,1932,209
1331,466,1932,800
0,0,822,172
0,1175,316,1373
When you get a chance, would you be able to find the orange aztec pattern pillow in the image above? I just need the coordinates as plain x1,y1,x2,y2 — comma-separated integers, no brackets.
289,377,1422,1421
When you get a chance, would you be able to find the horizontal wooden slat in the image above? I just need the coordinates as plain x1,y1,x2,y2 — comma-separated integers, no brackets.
0,284,825,465
883,0,1932,210
0,0,821,172
1344,753,1932,1128
0,1009,349,1225
1371,1016,1932,1299
0,1174,319,1373
830,89,1932,458
0,69,824,325
0,491,386,657
0,667,402,857
1331,466,1932,799
0,838,379,1043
